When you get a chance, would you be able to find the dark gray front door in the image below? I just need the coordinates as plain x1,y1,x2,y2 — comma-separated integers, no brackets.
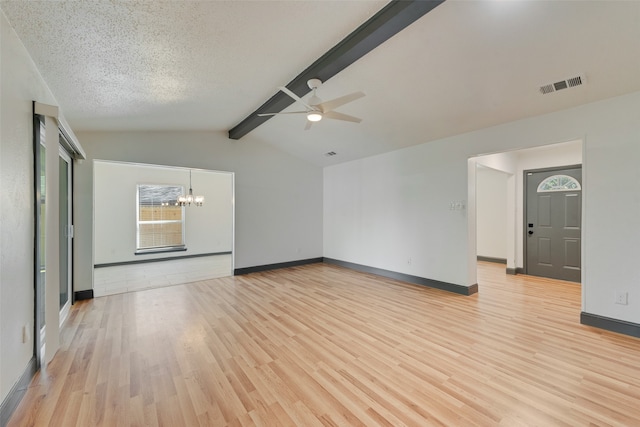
525,166,582,282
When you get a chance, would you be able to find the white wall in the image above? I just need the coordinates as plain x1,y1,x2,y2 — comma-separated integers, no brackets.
473,151,518,269
325,91,640,327
324,142,470,286
476,167,507,259
74,131,324,292
94,161,233,264
0,10,62,403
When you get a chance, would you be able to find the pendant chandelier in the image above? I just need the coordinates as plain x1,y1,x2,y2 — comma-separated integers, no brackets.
176,170,204,207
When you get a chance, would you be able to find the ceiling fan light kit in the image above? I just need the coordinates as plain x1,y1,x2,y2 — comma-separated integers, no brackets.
257,78,365,129
307,111,323,122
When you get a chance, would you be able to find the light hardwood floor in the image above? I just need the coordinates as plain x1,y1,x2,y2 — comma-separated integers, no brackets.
9,262,640,426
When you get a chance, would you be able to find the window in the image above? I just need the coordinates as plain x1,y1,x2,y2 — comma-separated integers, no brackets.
136,184,185,253
536,174,581,193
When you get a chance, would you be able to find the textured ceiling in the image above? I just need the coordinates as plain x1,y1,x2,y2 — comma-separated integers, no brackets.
1,0,385,132
2,1,639,167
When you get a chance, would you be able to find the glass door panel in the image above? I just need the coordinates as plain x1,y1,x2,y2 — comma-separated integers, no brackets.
35,118,46,367
59,150,72,323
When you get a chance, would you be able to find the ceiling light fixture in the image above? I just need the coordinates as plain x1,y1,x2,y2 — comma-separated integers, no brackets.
307,111,323,122
176,170,204,207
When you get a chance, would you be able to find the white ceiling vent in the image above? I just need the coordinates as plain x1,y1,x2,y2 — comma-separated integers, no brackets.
539,74,586,95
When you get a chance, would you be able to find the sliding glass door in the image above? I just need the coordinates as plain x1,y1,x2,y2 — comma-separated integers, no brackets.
59,147,72,324
34,113,75,367
34,117,46,366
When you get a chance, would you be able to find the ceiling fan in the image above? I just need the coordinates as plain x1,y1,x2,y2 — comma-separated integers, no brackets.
258,79,365,130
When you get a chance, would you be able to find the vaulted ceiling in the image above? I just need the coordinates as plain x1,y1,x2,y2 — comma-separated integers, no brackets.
2,0,639,166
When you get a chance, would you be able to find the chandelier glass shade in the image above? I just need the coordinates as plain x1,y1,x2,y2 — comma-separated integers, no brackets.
176,170,204,207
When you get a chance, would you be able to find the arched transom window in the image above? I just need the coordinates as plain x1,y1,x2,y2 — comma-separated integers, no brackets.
536,174,581,193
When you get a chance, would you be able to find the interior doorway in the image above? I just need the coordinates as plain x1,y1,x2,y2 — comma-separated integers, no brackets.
471,139,583,281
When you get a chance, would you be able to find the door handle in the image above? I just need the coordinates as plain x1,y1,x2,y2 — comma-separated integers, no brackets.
528,230,534,235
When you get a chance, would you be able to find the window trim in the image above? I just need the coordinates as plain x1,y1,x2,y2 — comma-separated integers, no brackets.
135,184,186,253
134,246,187,255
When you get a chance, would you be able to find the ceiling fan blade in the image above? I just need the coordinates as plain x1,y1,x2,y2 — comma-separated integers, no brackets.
304,120,313,131
324,110,362,123
318,91,365,112
257,111,308,117
279,86,313,110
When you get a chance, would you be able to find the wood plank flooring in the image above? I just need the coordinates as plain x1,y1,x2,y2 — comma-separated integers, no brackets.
9,262,640,426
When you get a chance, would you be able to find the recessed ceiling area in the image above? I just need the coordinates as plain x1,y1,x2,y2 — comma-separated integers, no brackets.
1,0,639,167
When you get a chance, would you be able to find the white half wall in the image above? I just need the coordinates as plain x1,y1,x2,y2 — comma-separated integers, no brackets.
93,161,233,264
74,131,323,293
325,90,640,327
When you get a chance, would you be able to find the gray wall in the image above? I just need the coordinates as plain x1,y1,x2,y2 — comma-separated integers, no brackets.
74,130,324,292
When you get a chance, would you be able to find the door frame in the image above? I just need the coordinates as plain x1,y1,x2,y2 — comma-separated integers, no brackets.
522,164,582,276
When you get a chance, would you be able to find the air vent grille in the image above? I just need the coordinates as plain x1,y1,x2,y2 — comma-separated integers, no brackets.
566,75,583,87
540,84,555,95
539,74,586,95
553,80,568,91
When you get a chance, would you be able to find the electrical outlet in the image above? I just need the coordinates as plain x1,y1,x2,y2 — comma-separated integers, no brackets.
614,291,628,305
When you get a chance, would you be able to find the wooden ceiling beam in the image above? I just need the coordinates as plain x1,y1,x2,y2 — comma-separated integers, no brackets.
228,0,445,140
